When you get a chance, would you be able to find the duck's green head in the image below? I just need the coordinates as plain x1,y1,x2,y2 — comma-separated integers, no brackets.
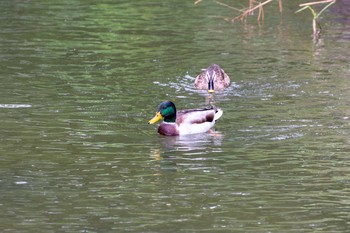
148,101,177,124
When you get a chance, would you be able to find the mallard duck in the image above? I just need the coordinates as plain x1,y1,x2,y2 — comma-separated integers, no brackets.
148,101,223,136
194,64,230,93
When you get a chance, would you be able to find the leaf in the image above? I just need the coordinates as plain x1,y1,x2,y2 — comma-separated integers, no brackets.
295,6,309,14
316,0,336,18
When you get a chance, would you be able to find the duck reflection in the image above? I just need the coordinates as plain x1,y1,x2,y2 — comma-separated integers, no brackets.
150,131,223,171
164,130,222,150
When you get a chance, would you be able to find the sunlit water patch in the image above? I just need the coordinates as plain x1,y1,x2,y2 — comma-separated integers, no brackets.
0,104,32,108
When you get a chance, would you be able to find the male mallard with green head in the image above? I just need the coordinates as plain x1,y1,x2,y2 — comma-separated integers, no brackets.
148,101,223,136
194,64,230,93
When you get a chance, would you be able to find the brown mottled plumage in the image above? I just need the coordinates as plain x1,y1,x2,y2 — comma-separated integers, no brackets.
194,64,230,93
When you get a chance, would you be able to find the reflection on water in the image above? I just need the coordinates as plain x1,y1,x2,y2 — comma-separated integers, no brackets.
1,0,350,232
150,130,223,156
160,131,222,152
149,131,224,175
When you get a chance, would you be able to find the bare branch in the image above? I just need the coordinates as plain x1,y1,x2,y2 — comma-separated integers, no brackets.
214,1,243,12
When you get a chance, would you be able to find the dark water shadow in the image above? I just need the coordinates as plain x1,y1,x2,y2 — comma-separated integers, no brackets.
330,0,350,24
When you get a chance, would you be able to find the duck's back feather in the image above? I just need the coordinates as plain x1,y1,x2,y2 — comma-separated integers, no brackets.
177,108,215,124
194,64,230,90
176,107,222,135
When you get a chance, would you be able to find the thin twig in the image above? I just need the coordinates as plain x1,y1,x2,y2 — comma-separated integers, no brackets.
258,2,265,22
214,0,243,12
249,0,255,15
299,0,335,7
279,0,283,13
243,0,273,15
232,0,273,22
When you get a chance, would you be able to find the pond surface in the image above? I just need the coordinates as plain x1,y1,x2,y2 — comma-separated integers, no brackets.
1,0,350,232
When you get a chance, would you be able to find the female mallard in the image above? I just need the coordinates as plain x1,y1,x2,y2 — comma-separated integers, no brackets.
148,101,223,136
194,64,230,93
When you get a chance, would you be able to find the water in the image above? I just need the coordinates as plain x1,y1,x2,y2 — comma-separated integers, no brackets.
1,0,350,232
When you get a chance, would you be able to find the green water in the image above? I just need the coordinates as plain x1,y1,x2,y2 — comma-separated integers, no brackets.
1,0,350,232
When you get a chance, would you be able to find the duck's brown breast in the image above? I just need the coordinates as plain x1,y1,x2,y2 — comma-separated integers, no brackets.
158,123,179,136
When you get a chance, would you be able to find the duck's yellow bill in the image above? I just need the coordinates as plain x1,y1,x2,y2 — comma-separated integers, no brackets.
208,89,215,93
148,112,163,124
